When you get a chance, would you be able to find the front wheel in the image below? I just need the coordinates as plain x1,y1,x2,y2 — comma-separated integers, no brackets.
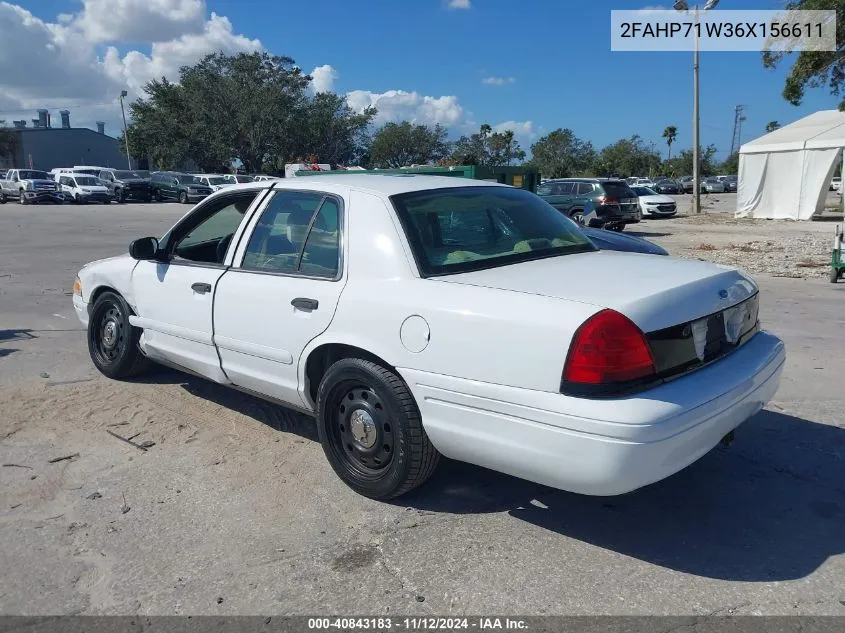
155,189,163,202
116,189,125,203
179,191,188,204
831,267,842,284
19,191,27,205
0,191,5,204
607,223,625,232
316,358,440,500
87,291,150,379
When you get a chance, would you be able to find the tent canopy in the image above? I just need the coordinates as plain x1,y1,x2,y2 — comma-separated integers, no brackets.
737,110,843,220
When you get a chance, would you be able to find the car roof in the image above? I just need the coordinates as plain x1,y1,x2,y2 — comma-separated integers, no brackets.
217,174,512,197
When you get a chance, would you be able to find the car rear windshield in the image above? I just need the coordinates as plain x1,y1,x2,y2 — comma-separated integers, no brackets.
600,182,636,199
390,186,595,277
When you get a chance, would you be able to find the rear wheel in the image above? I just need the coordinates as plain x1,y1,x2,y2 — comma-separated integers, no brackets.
570,210,585,225
179,191,188,204
831,267,842,284
155,189,163,202
316,358,439,499
87,291,149,379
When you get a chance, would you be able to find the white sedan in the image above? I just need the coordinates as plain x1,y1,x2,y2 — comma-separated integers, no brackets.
72,176,785,499
631,186,678,217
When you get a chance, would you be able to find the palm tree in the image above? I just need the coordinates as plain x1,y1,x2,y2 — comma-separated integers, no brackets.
662,126,678,161
765,120,781,133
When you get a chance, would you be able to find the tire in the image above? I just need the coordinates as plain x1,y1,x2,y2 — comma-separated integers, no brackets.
116,188,125,204
315,358,440,500
87,291,150,379
155,189,163,202
831,267,841,284
179,191,188,204
74,193,84,205
608,223,625,232
570,210,585,225
19,190,27,205
0,191,5,204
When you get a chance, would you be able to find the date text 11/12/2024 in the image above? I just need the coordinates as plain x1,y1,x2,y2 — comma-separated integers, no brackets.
307,618,528,630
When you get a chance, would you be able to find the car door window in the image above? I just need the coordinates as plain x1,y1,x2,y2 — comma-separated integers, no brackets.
557,182,575,195
241,191,340,276
576,182,594,195
171,193,258,265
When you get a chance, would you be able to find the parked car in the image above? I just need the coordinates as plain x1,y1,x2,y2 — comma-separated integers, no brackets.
678,175,695,193
831,176,841,192
582,226,668,255
536,178,640,231
195,174,236,192
631,186,678,217
72,175,783,499
223,174,255,185
718,175,738,193
701,177,726,193
96,168,152,203
150,171,213,203
0,169,64,204
651,179,680,194
630,177,657,188
252,175,279,182
56,173,112,204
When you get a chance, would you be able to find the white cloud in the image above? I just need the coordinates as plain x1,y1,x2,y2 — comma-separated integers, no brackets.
309,64,338,94
481,76,515,86
346,89,465,127
492,120,539,148
73,0,206,43
447,0,471,9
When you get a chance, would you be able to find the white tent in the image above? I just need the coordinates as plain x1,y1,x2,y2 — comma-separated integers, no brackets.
737,110,845,220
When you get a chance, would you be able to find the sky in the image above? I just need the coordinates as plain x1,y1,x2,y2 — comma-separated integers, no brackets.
0,0,840,161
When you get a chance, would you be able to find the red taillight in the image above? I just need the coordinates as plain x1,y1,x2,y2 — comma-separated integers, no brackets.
563,310,655,385
597,196,617,205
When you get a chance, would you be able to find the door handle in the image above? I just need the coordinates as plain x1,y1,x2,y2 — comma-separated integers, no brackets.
291,297,319,311
191,282,212,294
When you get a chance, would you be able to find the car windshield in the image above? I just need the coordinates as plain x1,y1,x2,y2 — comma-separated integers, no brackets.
632,187,656,196
74,176,100,186
18,170,50,180
177,175,203,185
208,176,229,185
114,171,144,179
391,186,595,277
234,175,252,183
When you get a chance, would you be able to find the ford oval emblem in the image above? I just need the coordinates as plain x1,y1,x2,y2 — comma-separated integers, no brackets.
718,289,729,299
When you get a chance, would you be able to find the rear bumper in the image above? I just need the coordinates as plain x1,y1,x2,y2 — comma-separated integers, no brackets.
400,331,785,496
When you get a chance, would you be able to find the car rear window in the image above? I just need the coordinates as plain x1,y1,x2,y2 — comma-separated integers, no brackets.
390,186,595,277
599,182,636,199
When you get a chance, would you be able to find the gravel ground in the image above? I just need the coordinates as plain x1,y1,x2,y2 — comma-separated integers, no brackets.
628,193,843,279
1,200,844,617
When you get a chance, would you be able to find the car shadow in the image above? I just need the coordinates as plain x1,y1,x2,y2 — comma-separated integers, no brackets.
401,409,845,582
627,230,672,238
0,329,36,342
0,348,19,358
128,367,844,582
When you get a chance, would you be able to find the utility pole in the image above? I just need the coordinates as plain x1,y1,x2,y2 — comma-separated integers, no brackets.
730,105,746,156
119,90,132,170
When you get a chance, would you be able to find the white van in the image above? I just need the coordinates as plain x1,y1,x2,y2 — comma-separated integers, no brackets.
55,172,112,204
194,174,235,192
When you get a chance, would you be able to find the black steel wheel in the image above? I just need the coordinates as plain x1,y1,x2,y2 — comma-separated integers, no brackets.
87,291,149,379
179,191,188,204
316,358,439,499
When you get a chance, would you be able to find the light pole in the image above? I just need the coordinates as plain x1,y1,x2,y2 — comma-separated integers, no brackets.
673,0,719,214
119,90,132,170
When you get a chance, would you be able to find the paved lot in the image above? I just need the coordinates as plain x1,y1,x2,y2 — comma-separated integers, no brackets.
1,201,844,616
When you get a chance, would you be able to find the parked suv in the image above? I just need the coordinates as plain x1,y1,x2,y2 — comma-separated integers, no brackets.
97,169,152,203
536,178,640,230
150,171,213,203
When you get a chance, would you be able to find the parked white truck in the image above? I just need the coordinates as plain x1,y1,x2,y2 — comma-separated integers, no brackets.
0,169,65,204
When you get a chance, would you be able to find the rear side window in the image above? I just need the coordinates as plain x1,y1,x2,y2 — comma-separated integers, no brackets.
599,182,636,199
576,182,594,195
391,186,595,277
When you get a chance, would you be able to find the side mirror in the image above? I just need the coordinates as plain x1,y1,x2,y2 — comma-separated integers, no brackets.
129,237,161,261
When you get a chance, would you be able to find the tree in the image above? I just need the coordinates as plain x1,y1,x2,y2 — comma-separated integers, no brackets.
663,144,719,177
765,120,781,133
369,121,450,168
719,152,740,175
450,124,525,166
762,0,845,109
0,120,18,167
595,135,661,177
662,125,678,160
299,93,375,167
529,128,595,178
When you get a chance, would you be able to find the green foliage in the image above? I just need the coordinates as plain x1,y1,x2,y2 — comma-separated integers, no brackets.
663,144,719,177
125,51,375,172
528,128,595,178
765,120,781,133
451,124,526,167
762,0,845,109
369,121,450,168
719,152,740,175
0,120,18,165
662,125,678,160
595,135,662,177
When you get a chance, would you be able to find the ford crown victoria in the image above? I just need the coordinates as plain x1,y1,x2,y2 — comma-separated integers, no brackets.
72,176,785,499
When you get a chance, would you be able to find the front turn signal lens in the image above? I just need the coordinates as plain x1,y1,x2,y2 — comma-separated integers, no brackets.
72,277,82,296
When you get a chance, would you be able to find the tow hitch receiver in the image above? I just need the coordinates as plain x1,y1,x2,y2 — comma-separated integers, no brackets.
719,430,736,448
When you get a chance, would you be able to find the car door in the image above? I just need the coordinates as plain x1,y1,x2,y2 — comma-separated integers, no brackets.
213,189,346,407
128,190,263,381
